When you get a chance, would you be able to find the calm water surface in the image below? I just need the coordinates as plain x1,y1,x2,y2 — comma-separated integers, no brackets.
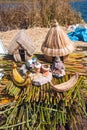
71,0,87,22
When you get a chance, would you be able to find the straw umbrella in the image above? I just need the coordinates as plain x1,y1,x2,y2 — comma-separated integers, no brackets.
41,19,74,62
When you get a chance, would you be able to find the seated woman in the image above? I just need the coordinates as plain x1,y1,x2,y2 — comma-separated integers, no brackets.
51,56,65,78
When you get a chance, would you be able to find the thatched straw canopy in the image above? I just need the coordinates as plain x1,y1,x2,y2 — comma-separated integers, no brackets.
41,19,74,57
8,30,36,62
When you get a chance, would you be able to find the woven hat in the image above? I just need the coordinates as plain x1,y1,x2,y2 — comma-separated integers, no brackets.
41,19,74,57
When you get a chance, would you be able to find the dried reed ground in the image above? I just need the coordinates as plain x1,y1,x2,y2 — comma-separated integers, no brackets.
0,27,87,129
0,27,87,55
1,27,87,75
0,28,49,54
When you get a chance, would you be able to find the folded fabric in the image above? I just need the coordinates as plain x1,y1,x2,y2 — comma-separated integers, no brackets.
68,27,87,42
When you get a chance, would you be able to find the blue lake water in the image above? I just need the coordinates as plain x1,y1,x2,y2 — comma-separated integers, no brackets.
71,0,87,23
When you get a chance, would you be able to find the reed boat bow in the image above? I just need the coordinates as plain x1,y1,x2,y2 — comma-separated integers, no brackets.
49,73,79,92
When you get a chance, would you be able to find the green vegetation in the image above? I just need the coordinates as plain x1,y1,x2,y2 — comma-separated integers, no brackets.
0,0,83,31
0,53,87,130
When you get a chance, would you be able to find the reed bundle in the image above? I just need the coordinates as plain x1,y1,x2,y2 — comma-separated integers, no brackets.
0,55,87,130
0,72,87,130
65,53,86,75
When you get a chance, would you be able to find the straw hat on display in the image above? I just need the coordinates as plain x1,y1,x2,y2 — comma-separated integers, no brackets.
41,19,74,62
